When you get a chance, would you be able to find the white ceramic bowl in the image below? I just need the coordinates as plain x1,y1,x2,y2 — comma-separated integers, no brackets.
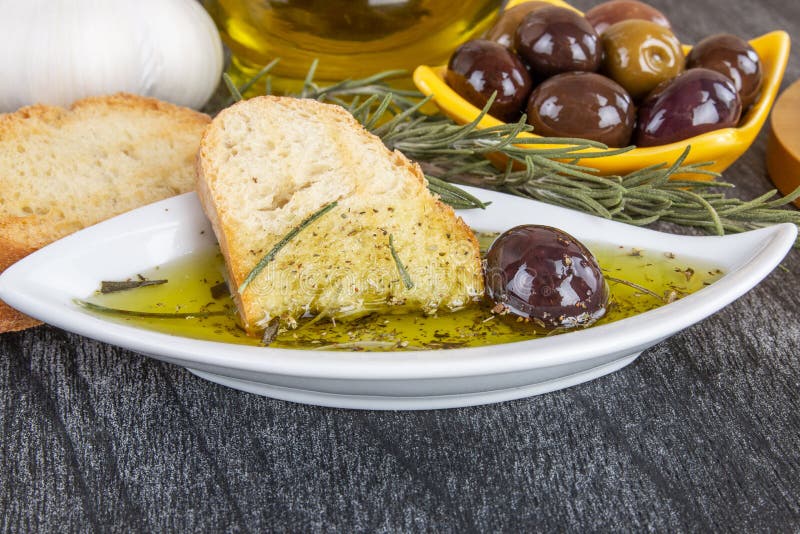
0,188,794,409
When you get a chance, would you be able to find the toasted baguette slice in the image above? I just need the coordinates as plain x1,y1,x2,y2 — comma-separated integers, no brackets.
0,93,210,333
196,96,484,334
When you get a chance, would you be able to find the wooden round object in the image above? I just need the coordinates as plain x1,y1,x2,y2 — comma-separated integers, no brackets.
767,79,800,206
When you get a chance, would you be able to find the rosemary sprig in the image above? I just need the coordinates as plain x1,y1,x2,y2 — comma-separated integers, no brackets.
605,275,670,303
99,278,167,294
425,175,490,209
222,73,244,103
223,59,281,107
222,63,800,244
75,300,228,319
388,234,414,289
310,341,425,351
239,201,338,293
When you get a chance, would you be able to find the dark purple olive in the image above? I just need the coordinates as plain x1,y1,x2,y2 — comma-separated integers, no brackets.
636,68,742,147
526,72,635,147
515,6,602,78
686,33,763,110
585,0,671,35
485,225,608,329
445,39,533,122
486,1,551,49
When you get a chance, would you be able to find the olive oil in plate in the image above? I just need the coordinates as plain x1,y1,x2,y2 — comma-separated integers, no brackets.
81,241,723,351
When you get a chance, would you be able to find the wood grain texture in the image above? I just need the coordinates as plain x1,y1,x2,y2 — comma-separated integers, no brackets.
2,0,800,531
767,79,800,204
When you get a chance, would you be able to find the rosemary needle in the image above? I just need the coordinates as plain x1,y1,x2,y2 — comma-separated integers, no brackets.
239,201,338,294
100,279,167,294
75,300,228,319
222,73,243,102
388,234,414,289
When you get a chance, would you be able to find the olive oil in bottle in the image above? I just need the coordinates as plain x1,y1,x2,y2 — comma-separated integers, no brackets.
203,0,502,92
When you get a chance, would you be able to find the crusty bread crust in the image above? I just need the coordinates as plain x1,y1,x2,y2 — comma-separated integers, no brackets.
0,93,210,333
0,219,42,332
197,96,484,334
0,301,42,333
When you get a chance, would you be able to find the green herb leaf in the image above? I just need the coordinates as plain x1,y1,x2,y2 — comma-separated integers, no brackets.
99,278,167,294
425,174,490,209
239,201,338,294
222,73,243,102
222,58,280,107
75,300,228,319
388,234,414,290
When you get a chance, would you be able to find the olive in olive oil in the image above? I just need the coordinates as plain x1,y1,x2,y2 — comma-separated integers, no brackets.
203,0,502,92
84,242,724,351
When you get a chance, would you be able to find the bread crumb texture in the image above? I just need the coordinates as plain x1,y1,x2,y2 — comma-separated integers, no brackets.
0,93,210,332
196,96,484,333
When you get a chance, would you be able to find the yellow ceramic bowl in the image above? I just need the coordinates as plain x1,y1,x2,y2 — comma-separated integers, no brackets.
412,0,790,178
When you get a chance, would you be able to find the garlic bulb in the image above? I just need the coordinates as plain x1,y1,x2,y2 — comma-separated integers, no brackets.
0,0,224,111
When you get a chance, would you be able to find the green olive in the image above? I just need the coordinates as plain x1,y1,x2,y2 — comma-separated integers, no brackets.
601,19,684,99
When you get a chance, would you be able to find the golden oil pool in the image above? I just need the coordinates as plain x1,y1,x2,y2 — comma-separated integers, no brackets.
83,241,724,351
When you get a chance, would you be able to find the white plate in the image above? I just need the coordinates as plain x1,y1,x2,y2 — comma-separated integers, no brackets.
0,188,795,410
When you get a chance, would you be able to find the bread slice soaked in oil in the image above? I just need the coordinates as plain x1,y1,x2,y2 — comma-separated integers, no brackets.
0,93,210,332
196,96,484,334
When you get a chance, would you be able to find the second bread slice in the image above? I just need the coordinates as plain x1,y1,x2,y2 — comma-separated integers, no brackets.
196,96,484,333
0,93,210,332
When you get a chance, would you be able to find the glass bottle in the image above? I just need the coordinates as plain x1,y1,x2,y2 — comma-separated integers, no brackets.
204,0,503,92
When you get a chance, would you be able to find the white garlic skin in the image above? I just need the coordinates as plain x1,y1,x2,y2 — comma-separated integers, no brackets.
0,0,224,111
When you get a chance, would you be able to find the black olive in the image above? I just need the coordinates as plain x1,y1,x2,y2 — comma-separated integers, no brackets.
484,225,609,329
636,68,742,147
486,1,552,49
445,39,533,122
584,0,671,36
686,33,763,110
514,6,602,78
525,71,635,147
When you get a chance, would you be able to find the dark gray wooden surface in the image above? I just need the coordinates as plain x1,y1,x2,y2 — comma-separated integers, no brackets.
2,0,800,531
